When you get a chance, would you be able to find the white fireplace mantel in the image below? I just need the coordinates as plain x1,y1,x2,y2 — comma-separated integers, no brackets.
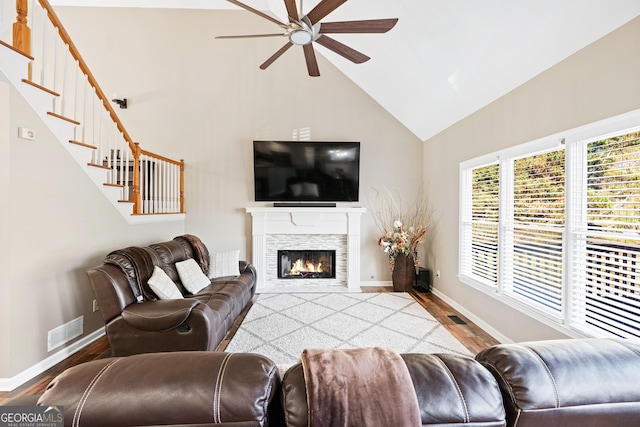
246,206,366,291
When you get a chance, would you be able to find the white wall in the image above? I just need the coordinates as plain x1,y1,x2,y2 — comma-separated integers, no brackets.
1,72,185,379
54,6,424,284
424,16,640,343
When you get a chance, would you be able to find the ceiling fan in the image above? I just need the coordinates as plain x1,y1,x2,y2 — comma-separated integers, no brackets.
216,0,398,77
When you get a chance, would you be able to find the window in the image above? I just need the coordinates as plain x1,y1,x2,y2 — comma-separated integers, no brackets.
506,150,565,314
460,163,499,288
570,131,640,338
460,110,640,339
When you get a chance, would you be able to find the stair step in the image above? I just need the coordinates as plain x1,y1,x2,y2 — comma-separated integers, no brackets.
102,184,124,200
87,163,111,170
69,140,97,150
0,41,32,89
47,111,80,125
2,39,184,224
22,79,60,97
0,39,32,58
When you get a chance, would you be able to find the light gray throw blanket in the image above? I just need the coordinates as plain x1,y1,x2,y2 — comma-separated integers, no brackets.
300,347,421,427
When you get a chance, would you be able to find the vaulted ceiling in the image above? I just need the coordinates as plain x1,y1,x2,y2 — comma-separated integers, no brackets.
50,0,640,141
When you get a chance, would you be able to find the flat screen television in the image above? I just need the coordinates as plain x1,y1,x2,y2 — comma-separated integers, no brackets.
253,141,360,202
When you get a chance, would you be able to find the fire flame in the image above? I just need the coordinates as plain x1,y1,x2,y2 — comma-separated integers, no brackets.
290,258,323,275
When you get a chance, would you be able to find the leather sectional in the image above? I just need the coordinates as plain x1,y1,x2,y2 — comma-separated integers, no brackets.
7,338,640,426
86,235,256,356
16,237,640,425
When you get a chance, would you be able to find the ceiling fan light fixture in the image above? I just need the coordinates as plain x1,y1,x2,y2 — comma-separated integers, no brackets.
221,0,398,77
289,29,313,45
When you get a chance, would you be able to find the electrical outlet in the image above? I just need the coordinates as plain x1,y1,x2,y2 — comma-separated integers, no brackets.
18,127,36,140
92,299,99,312
436,270,441,278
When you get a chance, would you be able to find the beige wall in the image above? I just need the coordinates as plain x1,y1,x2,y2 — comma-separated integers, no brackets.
424,16,640,342
7,5,634,382
2,5,423,383
0,81,10,376
1,73,185,379
54,7,424,283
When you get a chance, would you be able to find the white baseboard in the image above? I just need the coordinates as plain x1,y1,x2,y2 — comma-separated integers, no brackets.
360,280,393,288
0,327,105,392
430,289,512,344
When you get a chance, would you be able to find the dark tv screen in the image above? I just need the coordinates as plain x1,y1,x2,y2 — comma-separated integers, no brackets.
253,141,360,202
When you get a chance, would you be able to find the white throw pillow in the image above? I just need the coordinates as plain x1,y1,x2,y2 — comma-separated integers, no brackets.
209,250,240,278
147,266,183,300
176,258,211,294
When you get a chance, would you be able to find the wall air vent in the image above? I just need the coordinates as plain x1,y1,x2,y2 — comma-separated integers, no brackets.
47,316,83,352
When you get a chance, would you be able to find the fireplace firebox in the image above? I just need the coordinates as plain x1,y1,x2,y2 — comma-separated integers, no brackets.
278,250,336,279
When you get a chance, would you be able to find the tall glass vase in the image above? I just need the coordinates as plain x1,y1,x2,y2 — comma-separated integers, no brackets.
392,252,416,292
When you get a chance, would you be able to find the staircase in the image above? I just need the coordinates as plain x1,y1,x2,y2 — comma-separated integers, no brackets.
0,0,185,224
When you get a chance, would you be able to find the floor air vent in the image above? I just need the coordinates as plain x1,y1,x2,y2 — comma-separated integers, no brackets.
448,315,467,325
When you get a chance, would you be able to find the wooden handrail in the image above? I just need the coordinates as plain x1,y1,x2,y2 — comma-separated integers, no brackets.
34,0,137,153
10,0,185,216
136,148,186,214
139,148,185,167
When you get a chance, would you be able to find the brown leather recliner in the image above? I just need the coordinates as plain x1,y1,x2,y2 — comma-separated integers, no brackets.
35,351,283,427
87,235,256,356
475,338,640,427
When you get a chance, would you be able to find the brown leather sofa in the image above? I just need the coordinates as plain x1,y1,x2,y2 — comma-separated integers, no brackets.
5,339,640,426
280,338,640,427
282,352,506,426
87,235,256,356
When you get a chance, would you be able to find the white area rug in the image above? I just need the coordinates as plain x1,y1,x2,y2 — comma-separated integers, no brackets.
225,293,472,367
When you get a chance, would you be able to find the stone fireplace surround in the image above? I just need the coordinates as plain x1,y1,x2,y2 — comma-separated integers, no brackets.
246,207,366,291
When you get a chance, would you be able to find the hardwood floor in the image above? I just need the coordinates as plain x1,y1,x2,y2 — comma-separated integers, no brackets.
0,335,112,404
0,289,498,404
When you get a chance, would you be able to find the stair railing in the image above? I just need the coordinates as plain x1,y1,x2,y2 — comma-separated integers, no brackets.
7,0,184,215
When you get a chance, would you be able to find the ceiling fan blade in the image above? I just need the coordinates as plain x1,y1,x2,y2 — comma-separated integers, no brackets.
260,42,294,70
226,0,286,27
216,33,285,39
306,0,347,25
303,44,320,77
315,35,370,64
283,0,299,21
320,18,398,34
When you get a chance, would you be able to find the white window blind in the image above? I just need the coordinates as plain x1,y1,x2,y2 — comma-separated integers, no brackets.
461,163,500,287
459,110,640,340
569,131,640,338
504,150,565,314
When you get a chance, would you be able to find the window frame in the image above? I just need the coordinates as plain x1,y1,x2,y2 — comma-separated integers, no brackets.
459,108,640,339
